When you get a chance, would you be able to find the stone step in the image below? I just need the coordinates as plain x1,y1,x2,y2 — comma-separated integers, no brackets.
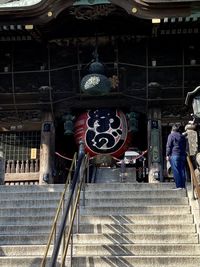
0,195,188,208
86,183,175,190
81,205,191,215
0,183,181,192
0,225,54,235
85,190,186,198
0,193,187,203
0,215,55,225
0,207,57,216
0,223,195,235
1,244,200,257
1,255,200,267
80,214,194,224
65,255,200,267
0,257,44,267
0,232,198,245
77,223,196,234
0,205,191,216
84,197,189,205
0,184,64,192
66,244,200,256
0,199,62,208
0,234,49,245
0,197,188,208
0,192,63,200
74,233,199,244
0,188,185,198
0,245,47,256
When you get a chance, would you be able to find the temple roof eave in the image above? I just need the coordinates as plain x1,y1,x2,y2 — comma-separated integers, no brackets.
0,0,198,23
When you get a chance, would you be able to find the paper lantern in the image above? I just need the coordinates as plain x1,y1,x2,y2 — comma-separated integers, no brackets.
74,109,131,158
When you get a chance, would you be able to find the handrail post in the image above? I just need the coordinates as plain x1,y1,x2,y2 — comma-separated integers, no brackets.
82,160,86,208
61,194,65,255
78,140,85,158
54,225,56,247
76,203,80,233
87,157,90,183
83,180,85,208
70,230,73,267
79,140,86,208
61,220,65,257
70,194,74,267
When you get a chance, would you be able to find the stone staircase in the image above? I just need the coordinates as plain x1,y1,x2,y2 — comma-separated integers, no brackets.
0,183,199,266
0,184,63,266
73,183,200,267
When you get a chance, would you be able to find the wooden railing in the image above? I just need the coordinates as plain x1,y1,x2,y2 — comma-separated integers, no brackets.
4,159,40,185
5,159,39,173
187,155,200,200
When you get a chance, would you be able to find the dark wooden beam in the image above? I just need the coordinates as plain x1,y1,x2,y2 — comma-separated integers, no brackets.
110,0,193,19
0,0,75,24
0,0,198,24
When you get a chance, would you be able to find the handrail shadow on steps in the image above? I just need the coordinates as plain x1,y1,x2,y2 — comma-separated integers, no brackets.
40,151,89,267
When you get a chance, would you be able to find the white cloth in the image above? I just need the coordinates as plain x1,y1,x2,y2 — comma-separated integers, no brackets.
167,160,173,177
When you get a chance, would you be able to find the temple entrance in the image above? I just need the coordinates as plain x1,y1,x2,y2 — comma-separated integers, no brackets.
54,110,148,183
0,1,198,184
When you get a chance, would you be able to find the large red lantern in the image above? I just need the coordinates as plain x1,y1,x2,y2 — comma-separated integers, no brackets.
74,109,131,158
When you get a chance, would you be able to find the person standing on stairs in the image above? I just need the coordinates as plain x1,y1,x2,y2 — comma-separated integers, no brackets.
166,123,187,189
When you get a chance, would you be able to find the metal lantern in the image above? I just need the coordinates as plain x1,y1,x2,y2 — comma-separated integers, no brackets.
63,114,75,135
80,73,111,95
192,96,200,118
185,86,200,119
80,59,111,95
88,61,105,74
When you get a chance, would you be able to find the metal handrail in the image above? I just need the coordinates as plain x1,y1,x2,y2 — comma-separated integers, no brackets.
41,151,89,267
60,173,83,266
50,152,89,267
187,155,200,200
40,152,77,267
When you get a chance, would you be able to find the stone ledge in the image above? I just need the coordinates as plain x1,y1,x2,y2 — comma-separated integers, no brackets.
5,173,39,182
187,183,200,240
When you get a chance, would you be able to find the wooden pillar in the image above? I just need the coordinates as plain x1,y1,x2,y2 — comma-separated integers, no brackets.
39,112,55,184
147,108,163,183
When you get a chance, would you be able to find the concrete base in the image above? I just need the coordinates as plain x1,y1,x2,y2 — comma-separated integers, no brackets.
95,167,137,183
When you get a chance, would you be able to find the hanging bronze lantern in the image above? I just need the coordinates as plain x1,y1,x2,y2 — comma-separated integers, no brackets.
80,60,111,95
80,73,111,95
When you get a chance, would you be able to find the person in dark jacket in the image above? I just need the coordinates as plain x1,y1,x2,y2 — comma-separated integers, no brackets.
166,124,187,189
